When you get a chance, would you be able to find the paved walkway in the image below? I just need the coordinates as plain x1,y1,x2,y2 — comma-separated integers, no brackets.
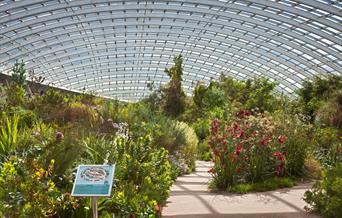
163,161,320,218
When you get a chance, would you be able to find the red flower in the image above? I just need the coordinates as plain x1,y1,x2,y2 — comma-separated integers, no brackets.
233,122,239,131
261,136,271,146
274,151,282,157
234,145,242,155
274,151,285,160
234,129,244,138
208,168,214,173
237,109,252,118
237,109,245,118
278,135,286,144
244,110,251,116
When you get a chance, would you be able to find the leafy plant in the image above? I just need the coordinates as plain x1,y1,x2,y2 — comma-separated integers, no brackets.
0,115,19,159
297,74,342,122
104,136,173,217
5,84,26,107
11,60,27,87
304,163,342,218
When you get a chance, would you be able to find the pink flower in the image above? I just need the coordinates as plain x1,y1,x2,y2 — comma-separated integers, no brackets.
55,132,64,141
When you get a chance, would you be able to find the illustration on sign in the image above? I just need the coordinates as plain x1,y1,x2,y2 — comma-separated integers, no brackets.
71,165,115,197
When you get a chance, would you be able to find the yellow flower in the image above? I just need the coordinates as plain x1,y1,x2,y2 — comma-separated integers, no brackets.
47,180,55,192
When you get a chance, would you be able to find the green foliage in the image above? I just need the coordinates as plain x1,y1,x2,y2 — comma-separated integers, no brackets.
42,89,69,105
0,157,61,217
104,136,173,217
304,163,342,218
193,83,226,114
161,54,186,117
312,127,342,168
315,92,342,128
244,78,278,111
197,140,211,161
81,133,175,217
7,106,36,128
192,119,210,141
58,102,98,127
229,177,296,194
189,76,279,122
297,74,342,122
11,60,27,87
0,115,19,159
152,118,198,171
41,133,84,176
176,122,198,171
5,84,26,107
193,82,208,113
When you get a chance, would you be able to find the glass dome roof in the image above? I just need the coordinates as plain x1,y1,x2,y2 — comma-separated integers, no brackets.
0,0,341,101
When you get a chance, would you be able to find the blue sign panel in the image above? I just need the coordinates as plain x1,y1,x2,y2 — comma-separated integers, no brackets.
71,165,115,197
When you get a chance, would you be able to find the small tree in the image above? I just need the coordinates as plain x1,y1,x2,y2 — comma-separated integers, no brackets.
161,55,186,117
12,60,27,87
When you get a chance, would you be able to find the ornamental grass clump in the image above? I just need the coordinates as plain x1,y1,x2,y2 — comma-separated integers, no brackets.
208,109,288,190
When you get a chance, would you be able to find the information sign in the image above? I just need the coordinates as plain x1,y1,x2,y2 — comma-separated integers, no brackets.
71,165,115,197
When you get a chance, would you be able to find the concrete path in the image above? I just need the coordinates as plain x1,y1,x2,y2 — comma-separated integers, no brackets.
163,161,320,218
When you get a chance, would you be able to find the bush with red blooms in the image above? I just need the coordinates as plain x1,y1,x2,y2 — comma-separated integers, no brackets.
208,109,287,189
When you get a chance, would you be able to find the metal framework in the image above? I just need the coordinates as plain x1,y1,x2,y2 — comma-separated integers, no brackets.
0,0,341,101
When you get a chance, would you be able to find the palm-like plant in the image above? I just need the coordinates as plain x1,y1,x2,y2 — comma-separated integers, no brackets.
0,115,19,158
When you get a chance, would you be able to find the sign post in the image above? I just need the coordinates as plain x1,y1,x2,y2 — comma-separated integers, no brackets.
71,165,115,218
92,197,98,218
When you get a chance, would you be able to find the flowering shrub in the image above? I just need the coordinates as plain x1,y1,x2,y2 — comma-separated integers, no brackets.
208,109,288,189
0,157,61,217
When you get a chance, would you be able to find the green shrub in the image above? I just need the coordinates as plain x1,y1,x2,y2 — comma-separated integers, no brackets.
313,127,342,168
58,102,98,127
192,119,210,141
198,139,211,161
176,122,198,171
304,154,323,179
40,132,84,176
81,134,174,217
106,136,173,217
7,107,36,128
5,84,25,107
315,93,342,128
297,74,342,123
304,163,342,218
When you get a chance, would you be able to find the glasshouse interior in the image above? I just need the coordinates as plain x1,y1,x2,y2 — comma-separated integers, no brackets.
0,0,341,217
